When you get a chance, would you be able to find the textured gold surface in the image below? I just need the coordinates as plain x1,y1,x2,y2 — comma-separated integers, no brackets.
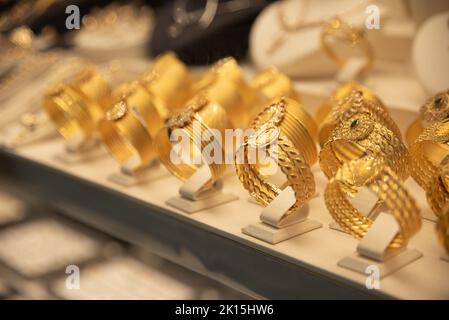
156,95,230,190
410,120,449,217
320,113,409,181
43,65,111,149
406,90,449,146
97,53,192,171
316,84,400,147
324,155,421,252
235,98,316,219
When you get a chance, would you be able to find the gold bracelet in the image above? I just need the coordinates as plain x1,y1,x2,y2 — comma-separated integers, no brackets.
43,65,111,149
437,209,449,254
248,67,300,125
320,17,374,77
406,90,449,145
324,155,421,253
235,98,317,218
191,57,256,129
319,112,409,180
155,95,230,190
409,120,449,217
315,84,400,147
98,53,192,171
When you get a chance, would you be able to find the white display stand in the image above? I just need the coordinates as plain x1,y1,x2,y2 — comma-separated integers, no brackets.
166,166,238,214
242,186,322,244
338,213,423,278
54,139,107,165
412,11,449,95
250,0,413,78
108,159,169,187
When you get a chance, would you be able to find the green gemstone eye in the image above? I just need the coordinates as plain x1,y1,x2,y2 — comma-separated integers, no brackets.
434,97,443,109
350,119,359,129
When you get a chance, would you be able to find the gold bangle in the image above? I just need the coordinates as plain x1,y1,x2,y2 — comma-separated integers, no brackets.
409,120,449,217
155,95,230,190
248,67,301,126
319,111,409,181
405,90,449,146
315,83,400,147
98,53,192,171
191,57,256,129
43,66,111,149
324,155,421,253
235,98,316,218
320,17,374,77
437,209,449,254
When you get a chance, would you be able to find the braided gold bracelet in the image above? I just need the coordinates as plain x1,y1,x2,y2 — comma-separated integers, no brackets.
319,112,409,181
324,155,421,253
43,65,111,149
98,53,191,171
409,120,449,217
235,98,317,218
406,90,449,146
315,84,400,147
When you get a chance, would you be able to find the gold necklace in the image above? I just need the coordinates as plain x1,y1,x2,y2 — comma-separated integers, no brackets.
266,0,369,55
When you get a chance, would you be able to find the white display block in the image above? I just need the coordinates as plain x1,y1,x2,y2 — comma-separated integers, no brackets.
243,187,322,244
54,140,106,165
108,161,169,187
166,166,238,214
338,213,423,277
166,192,239,214
243,219,322,244
338,249,423,279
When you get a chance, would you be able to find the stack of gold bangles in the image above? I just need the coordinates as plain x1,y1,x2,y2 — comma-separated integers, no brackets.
317,82,421,253
43,65,111,150
407,90,449,253
235,97,317,221
154,56,252,189
41,50,445,254
98,52,192,172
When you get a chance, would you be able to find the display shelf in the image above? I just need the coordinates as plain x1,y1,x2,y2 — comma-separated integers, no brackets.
0,131,447,299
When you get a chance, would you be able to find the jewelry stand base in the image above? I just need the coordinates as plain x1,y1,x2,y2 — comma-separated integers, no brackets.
248,196,261,206
441,253,449,262
338,249,423,278
421,211,437,223
166,192,238,214
54,142,106,165
329,222,346,233
242,219,322,244
108,163,169,187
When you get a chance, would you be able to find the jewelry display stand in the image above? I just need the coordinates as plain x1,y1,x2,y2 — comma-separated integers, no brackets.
54,138,106,165
166,166,238,214
108,157,169,187
338,213,423,278
243,186,322,244
250,0,412,78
